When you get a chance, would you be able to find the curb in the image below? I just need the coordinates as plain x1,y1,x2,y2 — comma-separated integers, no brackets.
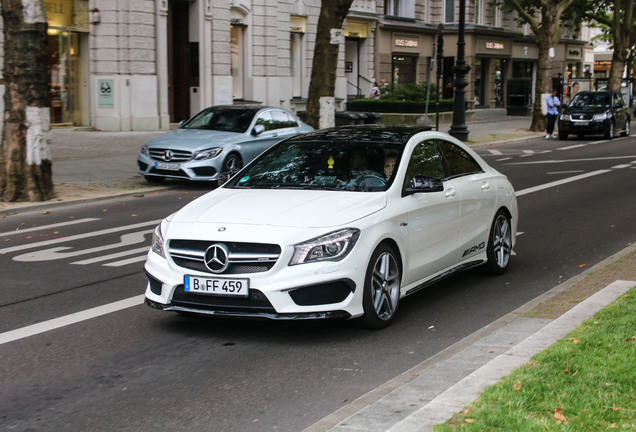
304,243,636,432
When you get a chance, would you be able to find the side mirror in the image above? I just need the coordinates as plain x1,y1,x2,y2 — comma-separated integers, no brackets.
252,124,265,136
403,175,444,195
178,120,186,128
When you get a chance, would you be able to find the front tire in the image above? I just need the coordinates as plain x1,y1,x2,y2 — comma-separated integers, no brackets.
357,244,401,329
219,154,242,185
605,121,614,140
481,210,513,275
621,118,630,137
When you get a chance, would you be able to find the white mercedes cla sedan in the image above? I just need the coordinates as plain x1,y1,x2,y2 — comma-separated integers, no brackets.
144,125,518,328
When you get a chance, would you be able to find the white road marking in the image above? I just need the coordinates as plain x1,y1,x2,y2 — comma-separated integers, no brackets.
516,170,611,197
13,231,152,262
547,170,584,175
0,219,161,254
72,246,149,265
0,295,145,345
557,144,587,150
0,218,100,237
488,149,503,155
509,155,636,165
104,255,149,267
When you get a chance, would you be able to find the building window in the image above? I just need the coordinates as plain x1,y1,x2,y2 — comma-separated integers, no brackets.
290,32,303,98
445,0,454,23
475,0,484,25
230,23,245,100
385,0,415,19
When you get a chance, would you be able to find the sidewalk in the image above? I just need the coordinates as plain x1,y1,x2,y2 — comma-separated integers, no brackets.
305,244,636,431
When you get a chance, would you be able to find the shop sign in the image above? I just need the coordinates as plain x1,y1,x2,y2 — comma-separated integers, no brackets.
486,41,504,50
44,0,88,29
395,38,418,48
566,45,582,60
345,22,368,39
98,79,114,109
290,16,306,34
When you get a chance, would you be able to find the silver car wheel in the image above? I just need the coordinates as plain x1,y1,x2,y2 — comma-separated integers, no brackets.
371,250,400,321
492,213,512,269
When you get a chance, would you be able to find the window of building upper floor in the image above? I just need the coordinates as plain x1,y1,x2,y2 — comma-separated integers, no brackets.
385,0,415,19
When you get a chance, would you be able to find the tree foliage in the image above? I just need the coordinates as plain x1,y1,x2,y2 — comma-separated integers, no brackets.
571,0,635,91
499,0,576,131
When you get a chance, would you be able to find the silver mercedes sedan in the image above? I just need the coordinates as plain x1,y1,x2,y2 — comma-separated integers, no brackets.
137,105,313,184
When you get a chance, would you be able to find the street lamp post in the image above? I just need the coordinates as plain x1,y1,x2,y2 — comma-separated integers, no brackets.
448,0,470,141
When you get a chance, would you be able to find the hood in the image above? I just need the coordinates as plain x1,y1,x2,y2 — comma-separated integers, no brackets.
563,105,608,114
145,129,243,150
169,188,387,228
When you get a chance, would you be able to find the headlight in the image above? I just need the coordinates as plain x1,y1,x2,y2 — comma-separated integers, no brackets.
194,148,223,160
290,228,360,266
559,114,569,121
593,113,609,121
151,223,166,258
140,144,149,156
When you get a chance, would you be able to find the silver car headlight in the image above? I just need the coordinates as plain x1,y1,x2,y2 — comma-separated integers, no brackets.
593,113,609,121
290,228,360,266
194,148,223,160
151,223,166,258
140,144,149,156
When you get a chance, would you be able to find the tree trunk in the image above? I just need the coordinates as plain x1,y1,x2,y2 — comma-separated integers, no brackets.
305,0,354,129
606,0,634,91
0,0,53,202
529,7,557,132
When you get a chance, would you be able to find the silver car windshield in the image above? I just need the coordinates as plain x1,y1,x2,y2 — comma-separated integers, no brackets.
182,108,257,133
227,140,403,192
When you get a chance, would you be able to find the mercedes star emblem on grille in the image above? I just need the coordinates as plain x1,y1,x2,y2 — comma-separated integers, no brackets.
163,150,174,161
204,244,230,273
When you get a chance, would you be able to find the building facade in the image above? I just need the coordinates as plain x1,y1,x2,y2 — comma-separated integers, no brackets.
0,0,592,132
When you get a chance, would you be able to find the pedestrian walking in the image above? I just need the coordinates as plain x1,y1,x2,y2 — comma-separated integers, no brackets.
546,89,560,138
369,82,381,99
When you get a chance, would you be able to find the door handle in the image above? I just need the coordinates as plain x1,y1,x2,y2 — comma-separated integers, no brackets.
481,181,491,191
444,188,456,198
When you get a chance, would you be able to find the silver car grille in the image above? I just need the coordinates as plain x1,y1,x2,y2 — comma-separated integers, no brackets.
149,148,193,162
168,240,281,275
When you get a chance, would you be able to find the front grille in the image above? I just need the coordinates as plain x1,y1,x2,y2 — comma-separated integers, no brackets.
168,240,281,275
571,113,593,121
171,285,276,313
149,148,192,162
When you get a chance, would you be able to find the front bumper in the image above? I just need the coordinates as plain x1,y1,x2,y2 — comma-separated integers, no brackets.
137,153,220,181
143,239,369,320
558,119,610,136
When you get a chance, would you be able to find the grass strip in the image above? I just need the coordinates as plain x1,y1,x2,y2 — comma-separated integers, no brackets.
434,288,636,431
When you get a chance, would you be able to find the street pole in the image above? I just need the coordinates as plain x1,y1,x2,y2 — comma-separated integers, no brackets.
448,0,470,141
436,24,444,131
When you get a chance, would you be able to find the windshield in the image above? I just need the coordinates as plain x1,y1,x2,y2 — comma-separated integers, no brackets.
181,108,257,133
570,93,611,109
226,139,404,192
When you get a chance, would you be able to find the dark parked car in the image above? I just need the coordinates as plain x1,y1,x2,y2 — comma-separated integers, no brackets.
558,91,630,140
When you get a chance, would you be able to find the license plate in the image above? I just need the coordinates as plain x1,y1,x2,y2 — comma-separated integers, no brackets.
155,161,180,171
184,275,249,297
574,121,589,126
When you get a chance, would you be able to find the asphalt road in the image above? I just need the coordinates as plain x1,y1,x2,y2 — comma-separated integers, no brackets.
1,133,635,432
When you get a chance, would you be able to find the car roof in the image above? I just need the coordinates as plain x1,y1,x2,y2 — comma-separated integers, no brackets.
289,124,433,145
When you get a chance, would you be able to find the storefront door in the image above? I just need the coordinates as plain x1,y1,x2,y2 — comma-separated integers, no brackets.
47,30,82,125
